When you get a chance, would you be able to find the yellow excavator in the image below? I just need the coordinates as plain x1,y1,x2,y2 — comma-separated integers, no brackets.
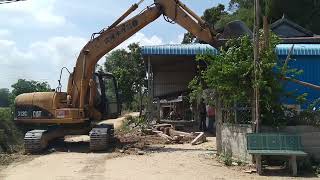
14,0,250,153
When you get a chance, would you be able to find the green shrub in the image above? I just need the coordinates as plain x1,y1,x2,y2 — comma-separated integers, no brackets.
189,34,306,127
119,115,147,133
0,108,23,153
219,153,233,166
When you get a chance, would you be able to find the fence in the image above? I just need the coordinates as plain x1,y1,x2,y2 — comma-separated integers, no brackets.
221,105,252,124
217,102,253,162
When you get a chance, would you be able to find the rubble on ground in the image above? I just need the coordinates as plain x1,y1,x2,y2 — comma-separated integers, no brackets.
150,124,206,145
114,115,207,155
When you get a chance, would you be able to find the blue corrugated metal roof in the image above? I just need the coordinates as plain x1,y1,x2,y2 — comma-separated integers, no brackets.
142,44,320,56
142,43,219,56
276,44,320,56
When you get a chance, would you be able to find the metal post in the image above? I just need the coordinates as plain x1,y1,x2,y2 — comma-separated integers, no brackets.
215,94,222,154
147,56,153,123
234,102,238,124
157,98,161,123
254,0,262,175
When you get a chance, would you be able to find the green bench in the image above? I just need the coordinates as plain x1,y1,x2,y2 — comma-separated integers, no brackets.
247,133,307,176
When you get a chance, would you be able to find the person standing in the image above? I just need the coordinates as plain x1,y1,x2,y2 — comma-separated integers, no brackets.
207,105,216,133
199,98,207,131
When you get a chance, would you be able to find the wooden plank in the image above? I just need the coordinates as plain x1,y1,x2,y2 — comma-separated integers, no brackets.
191,132,206,145
152,124,173,131
248,150,307,156
168,128,192,137
154,131,173,141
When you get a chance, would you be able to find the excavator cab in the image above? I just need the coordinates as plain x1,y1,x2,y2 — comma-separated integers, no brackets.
94,72,121,119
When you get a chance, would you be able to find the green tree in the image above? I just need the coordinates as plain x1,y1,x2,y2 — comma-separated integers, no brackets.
189,34,305,126
229,0,320,34
183,0,320,44
0,88,10,107
104,43,145,110
11,79,51,97
266,0,320,34
182,4,228,44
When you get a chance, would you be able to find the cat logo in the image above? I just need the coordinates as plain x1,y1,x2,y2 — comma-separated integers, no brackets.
33,111,42,118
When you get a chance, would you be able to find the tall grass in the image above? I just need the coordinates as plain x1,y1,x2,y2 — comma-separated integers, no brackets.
0,108,23,153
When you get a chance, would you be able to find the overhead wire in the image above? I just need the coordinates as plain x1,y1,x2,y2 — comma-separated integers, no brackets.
0,0,26,5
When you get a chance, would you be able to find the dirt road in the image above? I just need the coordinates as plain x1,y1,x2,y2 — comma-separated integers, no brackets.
0,113,318,180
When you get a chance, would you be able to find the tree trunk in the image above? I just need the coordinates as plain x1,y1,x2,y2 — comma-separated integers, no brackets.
139,85,143,117
215,94,222,154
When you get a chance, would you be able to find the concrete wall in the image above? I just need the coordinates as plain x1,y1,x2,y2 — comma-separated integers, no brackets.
221,124,253,162
221,124,320,163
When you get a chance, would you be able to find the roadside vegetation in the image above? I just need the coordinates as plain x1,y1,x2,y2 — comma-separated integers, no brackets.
0,79,51,165
190,33,303,126
0,107,24,165
0,107,23,153
118,115,147,133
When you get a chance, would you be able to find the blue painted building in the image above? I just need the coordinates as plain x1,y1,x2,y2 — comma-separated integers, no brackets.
142,43,320,109
277,44,320,109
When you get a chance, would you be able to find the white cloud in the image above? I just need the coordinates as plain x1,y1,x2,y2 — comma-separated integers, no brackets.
1,0,66,27
115,32,163,50
0,29,11,38
0,32,164,90
169,34,185,44
0,36,87,89
34,11,66,27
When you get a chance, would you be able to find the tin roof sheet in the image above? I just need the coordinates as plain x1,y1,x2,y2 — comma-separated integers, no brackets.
142,43,320,56
276,44,320,56
142,43,219,56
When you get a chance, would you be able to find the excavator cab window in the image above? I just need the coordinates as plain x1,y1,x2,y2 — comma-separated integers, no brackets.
95,73,121,119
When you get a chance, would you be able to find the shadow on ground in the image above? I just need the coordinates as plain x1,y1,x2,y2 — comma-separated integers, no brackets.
45,137,141,154
258,167,319,178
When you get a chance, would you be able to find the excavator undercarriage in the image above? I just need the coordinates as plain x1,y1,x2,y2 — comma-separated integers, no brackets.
23,123,114,153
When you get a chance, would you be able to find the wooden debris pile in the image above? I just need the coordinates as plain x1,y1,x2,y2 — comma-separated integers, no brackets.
146,124,206,145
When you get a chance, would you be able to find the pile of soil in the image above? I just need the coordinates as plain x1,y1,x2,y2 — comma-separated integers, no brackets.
113,130,167,154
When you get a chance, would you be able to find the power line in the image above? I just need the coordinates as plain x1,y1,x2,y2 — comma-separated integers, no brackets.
0,0,26,5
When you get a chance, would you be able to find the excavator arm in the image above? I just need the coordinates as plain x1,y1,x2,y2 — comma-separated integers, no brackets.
69,0,220,117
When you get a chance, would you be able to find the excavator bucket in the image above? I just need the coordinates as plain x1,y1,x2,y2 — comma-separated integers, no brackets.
218,20,253,40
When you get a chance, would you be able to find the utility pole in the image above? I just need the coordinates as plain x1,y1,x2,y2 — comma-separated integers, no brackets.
253,0,261,133
253,0,262,175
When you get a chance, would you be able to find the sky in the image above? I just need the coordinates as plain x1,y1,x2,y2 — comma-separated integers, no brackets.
0,0,229,90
